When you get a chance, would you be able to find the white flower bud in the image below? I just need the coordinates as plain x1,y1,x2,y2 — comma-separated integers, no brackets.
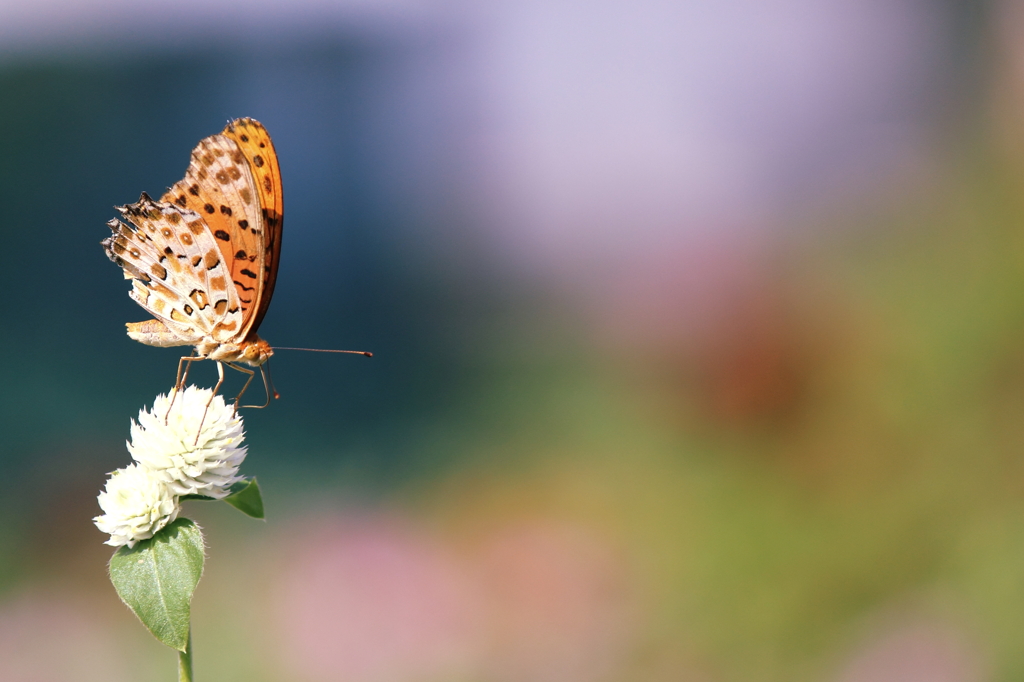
94,464,180,548
128,386,248,499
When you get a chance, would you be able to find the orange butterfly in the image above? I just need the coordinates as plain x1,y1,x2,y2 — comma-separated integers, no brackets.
102,118,283,405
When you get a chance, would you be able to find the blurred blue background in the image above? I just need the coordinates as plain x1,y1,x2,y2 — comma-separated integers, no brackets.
3,0,1024,680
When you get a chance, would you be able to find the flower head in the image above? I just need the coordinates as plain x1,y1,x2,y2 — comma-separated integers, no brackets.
128,386,248,499
94,464,179,547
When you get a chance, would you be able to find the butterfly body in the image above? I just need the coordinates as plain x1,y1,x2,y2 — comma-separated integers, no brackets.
103,119,282,369
122,320,272,367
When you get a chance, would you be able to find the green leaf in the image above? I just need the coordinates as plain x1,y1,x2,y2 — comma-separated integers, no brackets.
223,477,265,519
108,518,204,652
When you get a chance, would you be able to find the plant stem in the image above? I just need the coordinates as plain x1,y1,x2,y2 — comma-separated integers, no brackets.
178,628,193,682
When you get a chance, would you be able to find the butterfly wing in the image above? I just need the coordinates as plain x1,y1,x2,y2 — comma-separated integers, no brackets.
222,118,283,333
102,194,243,344
160,118,281,342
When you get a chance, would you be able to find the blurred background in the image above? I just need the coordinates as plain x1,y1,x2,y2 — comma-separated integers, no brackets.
2,0,1023,680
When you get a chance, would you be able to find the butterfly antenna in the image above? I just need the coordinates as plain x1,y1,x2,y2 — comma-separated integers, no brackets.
272,347,373,357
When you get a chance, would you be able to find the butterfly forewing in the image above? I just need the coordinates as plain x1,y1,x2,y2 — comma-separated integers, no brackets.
160,123,275,339
222,118,283,334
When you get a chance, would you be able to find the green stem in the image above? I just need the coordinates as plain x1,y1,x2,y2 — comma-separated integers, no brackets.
178,628,193,682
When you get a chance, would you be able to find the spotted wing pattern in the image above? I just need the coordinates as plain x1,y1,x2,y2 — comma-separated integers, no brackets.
160,118,282,340
221,119,283,332
104,194,242,343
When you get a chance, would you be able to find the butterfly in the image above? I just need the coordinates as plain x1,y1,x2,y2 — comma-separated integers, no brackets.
102,118,283,405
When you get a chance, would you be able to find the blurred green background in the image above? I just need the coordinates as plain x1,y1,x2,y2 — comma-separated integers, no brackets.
3,0,1024,680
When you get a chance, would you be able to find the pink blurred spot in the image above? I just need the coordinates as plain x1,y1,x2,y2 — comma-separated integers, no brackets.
0,591,133,682
475,521,636,682
835,618,986,682
271,514,481,682
270,512,638,682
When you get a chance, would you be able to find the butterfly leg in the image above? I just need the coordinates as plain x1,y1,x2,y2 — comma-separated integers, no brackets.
166,352,203,424
225,362,276,409
176,351,201,391
225,360,258,409
192,361,226,446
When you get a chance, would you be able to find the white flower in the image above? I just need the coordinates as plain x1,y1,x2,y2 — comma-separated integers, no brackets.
127,386,247,499
94,464,180,548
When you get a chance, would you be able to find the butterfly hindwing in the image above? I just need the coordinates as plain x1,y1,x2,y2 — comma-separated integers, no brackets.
103,195,243,343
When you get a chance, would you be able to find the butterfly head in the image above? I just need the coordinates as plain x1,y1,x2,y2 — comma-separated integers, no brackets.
240,336,274,367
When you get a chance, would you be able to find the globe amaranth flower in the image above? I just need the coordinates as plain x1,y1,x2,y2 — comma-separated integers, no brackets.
127,385,248,499
94,464,180,547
